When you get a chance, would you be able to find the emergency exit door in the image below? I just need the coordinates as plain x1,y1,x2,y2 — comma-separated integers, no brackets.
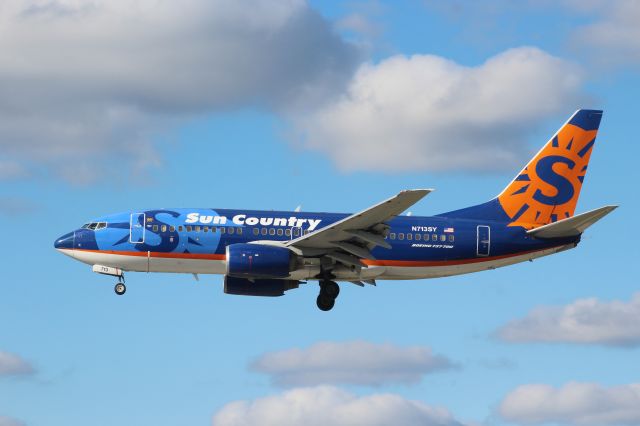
477,225,490,257
130,212,146,244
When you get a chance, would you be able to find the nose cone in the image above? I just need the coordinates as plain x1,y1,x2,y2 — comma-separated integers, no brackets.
54,231,75,250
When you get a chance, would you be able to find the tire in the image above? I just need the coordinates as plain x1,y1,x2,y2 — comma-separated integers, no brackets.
316,294,335,311
115,283,126,295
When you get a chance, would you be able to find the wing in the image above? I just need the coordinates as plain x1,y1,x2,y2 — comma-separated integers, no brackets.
286,189,433,268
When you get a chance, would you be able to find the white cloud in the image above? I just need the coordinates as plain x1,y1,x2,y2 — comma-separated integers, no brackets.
500,382,640,425
290,46,585,173
0,351,34,376
569,0,640,68
496,293,640,347
0,416,25,426
0,0,359,183
212,386,467,426
250,340,453,387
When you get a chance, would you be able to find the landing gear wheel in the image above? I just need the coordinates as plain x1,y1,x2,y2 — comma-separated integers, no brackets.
322,281,340,298
114,282,126,295
316,294,335,311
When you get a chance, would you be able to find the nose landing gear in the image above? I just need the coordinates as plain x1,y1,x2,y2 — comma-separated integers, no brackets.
316,280,340,311
114,275,126,295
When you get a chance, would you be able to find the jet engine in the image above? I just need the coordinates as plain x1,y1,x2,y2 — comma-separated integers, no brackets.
225,243,297,279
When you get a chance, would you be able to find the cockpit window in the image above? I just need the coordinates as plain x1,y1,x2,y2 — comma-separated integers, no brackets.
82,222,107,231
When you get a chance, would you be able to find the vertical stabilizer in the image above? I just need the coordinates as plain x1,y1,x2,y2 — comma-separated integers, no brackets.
441,109,603,228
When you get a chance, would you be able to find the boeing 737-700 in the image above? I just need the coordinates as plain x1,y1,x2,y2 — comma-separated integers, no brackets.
55,109,616,311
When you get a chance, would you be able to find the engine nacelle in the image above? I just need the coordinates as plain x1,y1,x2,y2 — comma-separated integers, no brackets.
224,276,299,297
225,243,296,279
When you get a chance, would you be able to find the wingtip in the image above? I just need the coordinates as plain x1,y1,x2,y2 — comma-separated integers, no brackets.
405,188,435,194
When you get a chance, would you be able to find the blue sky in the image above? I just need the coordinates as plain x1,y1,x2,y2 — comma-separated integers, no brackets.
1,1,639,425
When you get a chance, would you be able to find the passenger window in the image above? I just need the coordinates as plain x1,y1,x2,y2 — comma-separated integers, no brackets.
285,229,291,236
220,227,225,234
449,235,455,242
261,228,267,236
277,229,283,236
424,234,429,241
170,226,175,232
398,233,405,240
178,226,183,232
186,226,192,232
269,228,276,236
293,228,300,236
390,233,396,240
440,234,446,242
153,225,159,232
432,234,437,241
237,228,243,235
407,233,413,240
228,227,235,235
161,225,167,232
195,226,201,232
203,226,209,233
415,234,421,241
211,227,217,233
253,228,259,236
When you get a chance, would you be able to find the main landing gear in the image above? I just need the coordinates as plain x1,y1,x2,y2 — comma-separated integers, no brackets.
114,275,126,296
317,280,340,311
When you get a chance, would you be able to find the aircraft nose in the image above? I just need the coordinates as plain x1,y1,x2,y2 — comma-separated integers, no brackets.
54,231,75,250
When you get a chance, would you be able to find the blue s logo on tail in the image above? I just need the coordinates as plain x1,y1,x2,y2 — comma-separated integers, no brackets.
532,155,576,206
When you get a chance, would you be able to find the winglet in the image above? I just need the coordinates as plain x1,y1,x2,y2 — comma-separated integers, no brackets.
527,205,617,239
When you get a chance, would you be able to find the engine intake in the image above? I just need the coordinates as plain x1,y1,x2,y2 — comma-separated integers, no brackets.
226,243,297,279
224,276,299,297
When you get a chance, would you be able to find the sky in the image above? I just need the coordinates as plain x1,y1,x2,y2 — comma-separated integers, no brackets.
1,1,639,425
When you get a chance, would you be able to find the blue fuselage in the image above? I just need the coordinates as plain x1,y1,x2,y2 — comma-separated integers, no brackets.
54,208,578,278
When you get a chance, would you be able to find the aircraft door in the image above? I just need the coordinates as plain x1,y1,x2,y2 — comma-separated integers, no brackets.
477,225,490,257
130,212,146,244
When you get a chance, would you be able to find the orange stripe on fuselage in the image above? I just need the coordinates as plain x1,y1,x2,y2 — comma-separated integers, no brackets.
74,249,226,261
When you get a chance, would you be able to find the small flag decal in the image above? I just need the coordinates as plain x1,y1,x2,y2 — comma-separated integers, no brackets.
444,227,454,233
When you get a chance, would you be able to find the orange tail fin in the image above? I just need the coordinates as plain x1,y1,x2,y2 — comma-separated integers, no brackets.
497,109,602,228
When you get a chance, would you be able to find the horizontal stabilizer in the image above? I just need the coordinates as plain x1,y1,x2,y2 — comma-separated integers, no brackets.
527,205,618,239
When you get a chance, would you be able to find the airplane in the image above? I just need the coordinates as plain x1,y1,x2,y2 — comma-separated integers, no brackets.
55,109,616,311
